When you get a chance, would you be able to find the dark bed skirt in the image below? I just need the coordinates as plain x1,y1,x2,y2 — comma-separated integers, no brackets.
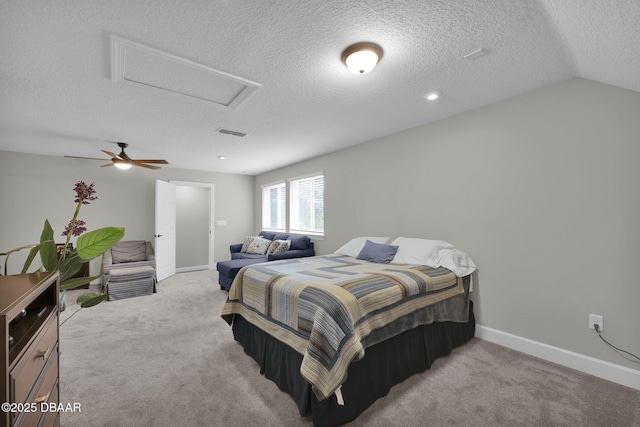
231,301,475,427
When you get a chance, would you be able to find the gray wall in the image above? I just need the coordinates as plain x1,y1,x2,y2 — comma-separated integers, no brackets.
254,78,640,371
0,151,254,275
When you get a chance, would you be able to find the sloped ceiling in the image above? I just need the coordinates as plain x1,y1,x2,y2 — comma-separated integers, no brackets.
0,0,638,175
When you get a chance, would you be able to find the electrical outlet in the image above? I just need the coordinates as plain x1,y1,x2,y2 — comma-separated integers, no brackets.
589,314,604,331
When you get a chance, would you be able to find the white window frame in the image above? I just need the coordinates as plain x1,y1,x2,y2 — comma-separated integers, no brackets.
289,172,324,236
261,181,286,232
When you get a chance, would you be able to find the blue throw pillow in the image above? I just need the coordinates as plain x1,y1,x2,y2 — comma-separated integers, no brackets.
357,240,399,264
289,235,311,250
273,233,290,241
258,231,276,241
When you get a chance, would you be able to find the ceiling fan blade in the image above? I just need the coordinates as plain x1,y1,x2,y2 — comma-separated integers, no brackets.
102,150,123,161
132,159,169,164
132,161,161,170
65,155,107,161
69,143,165,170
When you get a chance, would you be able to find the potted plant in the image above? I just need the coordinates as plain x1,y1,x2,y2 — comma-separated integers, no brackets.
1,181,124,310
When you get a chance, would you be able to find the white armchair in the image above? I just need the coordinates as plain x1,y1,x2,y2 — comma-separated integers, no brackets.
102,240,156,300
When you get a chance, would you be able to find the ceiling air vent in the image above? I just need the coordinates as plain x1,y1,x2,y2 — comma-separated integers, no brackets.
217,128,247,138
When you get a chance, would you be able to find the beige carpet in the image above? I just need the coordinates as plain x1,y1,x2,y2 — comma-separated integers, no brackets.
59,270,640,427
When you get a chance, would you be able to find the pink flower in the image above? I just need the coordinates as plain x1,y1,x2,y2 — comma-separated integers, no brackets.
62,219,87,237
73,181,98,205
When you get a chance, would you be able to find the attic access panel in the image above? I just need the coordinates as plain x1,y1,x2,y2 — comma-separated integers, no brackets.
110,35,260,110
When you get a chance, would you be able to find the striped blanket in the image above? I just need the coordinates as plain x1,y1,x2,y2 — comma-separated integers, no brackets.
221,254,465,401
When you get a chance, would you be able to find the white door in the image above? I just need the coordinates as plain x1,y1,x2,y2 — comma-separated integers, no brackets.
155,179,176,281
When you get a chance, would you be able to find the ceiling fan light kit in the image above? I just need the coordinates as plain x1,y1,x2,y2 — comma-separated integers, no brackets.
106,142,134,169
341,42,383,75
65,142,169,170
113,161,133,170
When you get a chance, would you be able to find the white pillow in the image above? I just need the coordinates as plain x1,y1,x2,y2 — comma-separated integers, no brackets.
244,236,272,255
241,235,257,252
335,237,390,257
390,237,454,266
437,248,477,276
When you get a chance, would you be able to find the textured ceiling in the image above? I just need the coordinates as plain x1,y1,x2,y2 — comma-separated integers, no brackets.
1,0,638,175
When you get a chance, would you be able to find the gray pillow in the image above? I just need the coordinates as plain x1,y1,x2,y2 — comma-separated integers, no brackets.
111,241,147,263
258,230,276,240
356,240,399,264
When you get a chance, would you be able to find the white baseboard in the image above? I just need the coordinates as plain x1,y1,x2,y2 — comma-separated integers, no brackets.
475,325,640,391
175,265,209,273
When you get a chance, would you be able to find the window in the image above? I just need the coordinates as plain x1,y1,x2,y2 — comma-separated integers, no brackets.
261,182,286,231
260,173,325,236
290,173,324,235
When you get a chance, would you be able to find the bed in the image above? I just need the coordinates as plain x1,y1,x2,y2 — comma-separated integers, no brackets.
221,237,477,426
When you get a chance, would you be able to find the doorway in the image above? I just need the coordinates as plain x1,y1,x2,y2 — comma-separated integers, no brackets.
156,180,215,279
174,181,215,273
176,185,209,270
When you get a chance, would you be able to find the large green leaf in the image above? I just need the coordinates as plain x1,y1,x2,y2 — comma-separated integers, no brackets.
76,227,124,261
58,253,84,283
60,274,102,291
40,220,58,271
77,292,108,308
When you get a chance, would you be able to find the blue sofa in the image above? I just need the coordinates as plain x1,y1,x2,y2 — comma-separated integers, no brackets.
217,232,315,290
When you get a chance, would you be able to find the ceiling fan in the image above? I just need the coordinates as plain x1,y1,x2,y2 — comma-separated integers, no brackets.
65,142,169,170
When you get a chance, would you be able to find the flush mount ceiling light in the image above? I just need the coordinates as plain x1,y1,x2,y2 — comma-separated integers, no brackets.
341,42,383,75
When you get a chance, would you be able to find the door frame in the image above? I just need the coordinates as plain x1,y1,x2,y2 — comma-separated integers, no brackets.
155,179,177,282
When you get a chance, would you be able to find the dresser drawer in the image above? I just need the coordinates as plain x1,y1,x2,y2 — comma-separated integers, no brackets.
10,313,58,405
38,382,59,427
13,350,58,427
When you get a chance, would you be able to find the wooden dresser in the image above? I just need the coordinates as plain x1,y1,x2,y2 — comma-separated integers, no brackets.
1,271,60,427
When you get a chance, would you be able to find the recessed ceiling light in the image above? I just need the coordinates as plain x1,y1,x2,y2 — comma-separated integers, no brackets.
218,156,226,160
424,91,440,101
